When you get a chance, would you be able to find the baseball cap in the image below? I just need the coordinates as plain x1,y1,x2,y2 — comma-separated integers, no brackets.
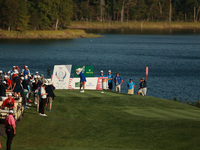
0,70,2,73
36,71,38,74
9,110,14,114
13,66,16,68
25,66,28,68
130,78,133,80
3,81,6,84
101,70,103,72
108,70,111,72
8,93,12,96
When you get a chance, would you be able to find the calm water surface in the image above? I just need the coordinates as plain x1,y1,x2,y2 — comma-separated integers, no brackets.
0,29,200,102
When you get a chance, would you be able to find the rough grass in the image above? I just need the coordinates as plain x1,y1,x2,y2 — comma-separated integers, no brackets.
1,90,200,150
69,21,200,29
0,29,100,39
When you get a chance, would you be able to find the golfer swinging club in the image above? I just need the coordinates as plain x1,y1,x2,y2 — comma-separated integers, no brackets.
76,66,86,93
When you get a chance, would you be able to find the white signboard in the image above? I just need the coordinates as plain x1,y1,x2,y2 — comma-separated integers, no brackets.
52,65,72,89
68,77,98,90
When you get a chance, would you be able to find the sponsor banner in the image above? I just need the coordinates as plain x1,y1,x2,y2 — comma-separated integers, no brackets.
52,65,72,89
69,77,98,90
74,66,94,78
96,77,108,90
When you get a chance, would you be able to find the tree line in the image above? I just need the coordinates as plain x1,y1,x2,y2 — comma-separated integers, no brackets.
73,0,200,22
0,0,200,31
0,0,72,31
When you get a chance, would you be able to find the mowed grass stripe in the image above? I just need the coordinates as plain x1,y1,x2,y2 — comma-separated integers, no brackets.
123,108,168,119
150,108,200,120
123,107,200,120
168,109,200,120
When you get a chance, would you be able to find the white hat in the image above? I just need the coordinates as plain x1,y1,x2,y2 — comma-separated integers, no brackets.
8,93,12,96
21,77,24,80
0,70,2,73
108,70,111,72
14,70,18,74
25,66,28,68
4,75,8,78
13,66,16,68
9,110,14,114
36,71,38,74
101,70,103,72
3,81,6,84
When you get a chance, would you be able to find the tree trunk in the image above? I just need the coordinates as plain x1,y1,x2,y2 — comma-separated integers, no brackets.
194,6,196,22
159,0,162,17
100,0,105,22
169,0,172,23
55,17,59,30
196,6,200,21
121,0,125,22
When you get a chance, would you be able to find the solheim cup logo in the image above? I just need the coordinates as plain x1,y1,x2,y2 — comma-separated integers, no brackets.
55,67,67,81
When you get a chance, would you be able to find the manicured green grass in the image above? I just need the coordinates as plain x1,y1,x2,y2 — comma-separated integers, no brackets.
1,90,200,150
70,21,200,29
0,29,100,39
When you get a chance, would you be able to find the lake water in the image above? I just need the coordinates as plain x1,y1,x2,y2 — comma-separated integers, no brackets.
0,29,200,102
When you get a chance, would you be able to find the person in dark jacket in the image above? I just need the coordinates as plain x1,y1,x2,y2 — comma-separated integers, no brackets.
45,81,55,112
46,81,55,112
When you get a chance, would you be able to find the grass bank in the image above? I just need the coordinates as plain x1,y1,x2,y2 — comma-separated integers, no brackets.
69,21,200,30
0,29,100,39
1,90,200,150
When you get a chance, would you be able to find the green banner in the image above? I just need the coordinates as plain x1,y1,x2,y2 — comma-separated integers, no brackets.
74,66,94,78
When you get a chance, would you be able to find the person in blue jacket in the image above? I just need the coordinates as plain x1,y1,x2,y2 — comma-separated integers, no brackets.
76,66,86,93
99,70,105,77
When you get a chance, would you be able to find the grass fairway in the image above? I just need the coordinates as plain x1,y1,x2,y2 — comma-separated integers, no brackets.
1,90,200,150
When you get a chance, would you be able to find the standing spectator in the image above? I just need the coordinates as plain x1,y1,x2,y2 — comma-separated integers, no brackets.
22,76,31,109
34,71,39,79
0,70,4,83
10,66,15,81
7,71,11,79
5,110,16,150
138,76,148,96
22,66,30,77
114,73,123,93
12,71,22,97
39,84,48,116
99,70,105,77
107,70,113,90
45,81,55,112
4,75,12,90
0,81,7,97
40,74,46,84
127,78,135,94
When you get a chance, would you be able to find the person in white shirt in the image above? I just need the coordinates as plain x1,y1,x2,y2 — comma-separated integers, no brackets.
39,83,48,117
